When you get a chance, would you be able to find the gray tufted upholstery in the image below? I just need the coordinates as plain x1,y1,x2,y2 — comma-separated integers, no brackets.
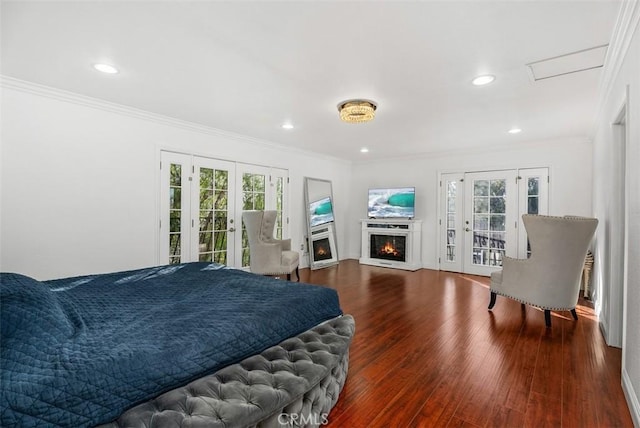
99,315,355,428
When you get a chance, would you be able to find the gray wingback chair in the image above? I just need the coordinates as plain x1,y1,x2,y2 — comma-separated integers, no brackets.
242,210,299,281
488,214,598,327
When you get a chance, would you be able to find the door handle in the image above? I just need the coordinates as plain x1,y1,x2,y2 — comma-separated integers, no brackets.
229,227,236,232
465,227,470,232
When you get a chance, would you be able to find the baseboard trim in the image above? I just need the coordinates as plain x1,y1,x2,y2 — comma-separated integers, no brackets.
622,368,640,427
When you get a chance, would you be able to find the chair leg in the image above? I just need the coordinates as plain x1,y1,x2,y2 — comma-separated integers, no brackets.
544,310,551,328
286,273,291,281
488,292,497,310
295,266,300,282
570,308,578,320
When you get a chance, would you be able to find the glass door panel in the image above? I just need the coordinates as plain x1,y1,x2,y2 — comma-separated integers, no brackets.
464,170,517,276
272,172,286,240
439,173,464,273
235,165,289,269
169,164,184,264
160,152,191,265
240,169,267,268
197,166,232,263
471,178,506,267
192,158,236,265
270,168,289,241
517,168,549,258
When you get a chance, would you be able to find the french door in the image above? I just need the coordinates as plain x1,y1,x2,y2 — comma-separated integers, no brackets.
439,168,548,276
160,151,288,268
236,165,288,268
463,170,518,276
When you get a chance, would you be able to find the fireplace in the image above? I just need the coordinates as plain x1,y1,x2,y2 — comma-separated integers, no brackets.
370,234,406,262
313,237,333,261
360,219,422,271
309,223,338,268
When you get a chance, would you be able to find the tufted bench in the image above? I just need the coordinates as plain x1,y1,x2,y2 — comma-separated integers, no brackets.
99,315,355,428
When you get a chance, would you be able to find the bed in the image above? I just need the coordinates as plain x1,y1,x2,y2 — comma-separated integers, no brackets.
0,262,355,427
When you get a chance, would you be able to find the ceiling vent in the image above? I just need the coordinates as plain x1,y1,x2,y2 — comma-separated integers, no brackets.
526,44,608,81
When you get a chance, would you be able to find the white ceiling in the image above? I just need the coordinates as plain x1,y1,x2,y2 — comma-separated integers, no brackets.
1,1,622,161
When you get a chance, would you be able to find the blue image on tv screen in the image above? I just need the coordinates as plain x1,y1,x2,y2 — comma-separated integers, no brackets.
367,187,415,218
309,197,334,227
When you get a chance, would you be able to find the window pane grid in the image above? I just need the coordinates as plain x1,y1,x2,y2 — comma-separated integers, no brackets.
276,177,284,240
169,164,182,260
446,180,457,262
525,176,542,255
473,179,506,266
241,173,267,267
199,167,229,261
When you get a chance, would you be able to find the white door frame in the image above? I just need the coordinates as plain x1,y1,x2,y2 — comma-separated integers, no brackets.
603,96,628,349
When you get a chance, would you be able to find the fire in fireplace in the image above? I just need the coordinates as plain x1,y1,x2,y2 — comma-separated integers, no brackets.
370,234,406,262
313,238,333,261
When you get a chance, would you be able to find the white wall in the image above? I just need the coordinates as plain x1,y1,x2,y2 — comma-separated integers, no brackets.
347,138,593,267
592,3,640,424
0,82,351,280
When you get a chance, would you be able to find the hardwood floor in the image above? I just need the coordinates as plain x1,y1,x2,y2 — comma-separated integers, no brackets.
298,260,632,427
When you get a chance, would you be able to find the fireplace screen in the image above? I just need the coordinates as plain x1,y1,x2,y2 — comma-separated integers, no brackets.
313,238,333,262
370,234,407,262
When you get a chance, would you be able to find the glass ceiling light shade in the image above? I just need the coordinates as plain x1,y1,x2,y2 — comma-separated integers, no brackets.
472,74,495,86
93,63,119,74
338,100,377,123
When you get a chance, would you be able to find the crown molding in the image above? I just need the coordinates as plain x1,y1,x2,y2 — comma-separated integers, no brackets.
595,0,640,122
0,75,351,166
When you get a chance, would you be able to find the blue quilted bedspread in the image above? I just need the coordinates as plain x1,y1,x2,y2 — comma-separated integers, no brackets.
0,263,342,427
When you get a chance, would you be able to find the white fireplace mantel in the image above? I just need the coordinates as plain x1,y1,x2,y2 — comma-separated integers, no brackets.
359,219,422,271
309,223,338,269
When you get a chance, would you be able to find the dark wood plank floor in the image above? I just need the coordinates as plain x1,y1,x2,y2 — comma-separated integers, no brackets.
298,260,632,427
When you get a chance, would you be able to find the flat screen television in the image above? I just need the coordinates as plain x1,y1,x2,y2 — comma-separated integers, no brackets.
367,187,415,219
309,196,334,227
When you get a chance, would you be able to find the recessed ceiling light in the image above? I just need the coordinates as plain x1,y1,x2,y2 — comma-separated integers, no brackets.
472,75,495,86
281,123,294,130
508,128,522,134
360,147,369,153
93,63,119,74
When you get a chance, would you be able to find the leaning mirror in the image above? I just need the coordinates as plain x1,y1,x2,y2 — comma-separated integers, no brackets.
304,177,339,269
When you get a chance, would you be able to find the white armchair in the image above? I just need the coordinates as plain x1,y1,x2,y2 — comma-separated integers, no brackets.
242,210,299,281
488,214,598,327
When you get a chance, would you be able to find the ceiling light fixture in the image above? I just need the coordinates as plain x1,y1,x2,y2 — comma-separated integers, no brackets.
93,63,119,74
338,99,377,123
472,74,495,86
508,128,522,134
360,147,369,153
281,123,294,130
